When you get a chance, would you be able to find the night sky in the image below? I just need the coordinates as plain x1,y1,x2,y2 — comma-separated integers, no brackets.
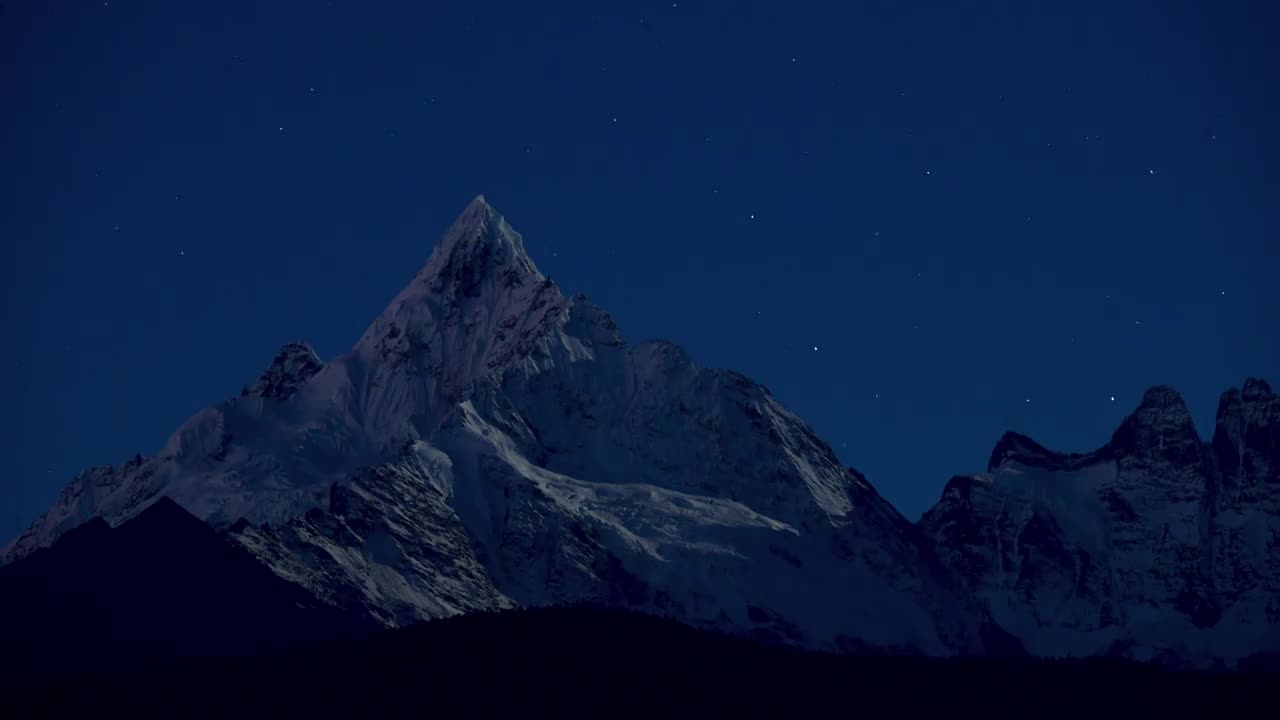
3,1,1277,541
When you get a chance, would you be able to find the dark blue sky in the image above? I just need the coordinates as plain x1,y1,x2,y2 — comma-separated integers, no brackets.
3,0,1277,540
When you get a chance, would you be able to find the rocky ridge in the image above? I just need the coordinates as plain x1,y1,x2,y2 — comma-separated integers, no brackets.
920,381,1280,666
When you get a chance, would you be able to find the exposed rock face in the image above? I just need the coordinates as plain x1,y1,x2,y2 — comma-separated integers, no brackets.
921,381,1280,667
3,196,996,657
1206,379,1280,645
229,444,513,627
242,342,324,400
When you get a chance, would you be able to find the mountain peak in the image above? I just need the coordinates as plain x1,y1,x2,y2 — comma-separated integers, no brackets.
986,431,1101,472
987,431,1053,472
1136,385,1188,410
1129,385,1194,432
1212,377,1279,494
354,197,558,353
1108,384,1201,465
1214,377,1275,422
242,342,323,400
348,198,569,435
421,195,540,291
1242,377,1273,400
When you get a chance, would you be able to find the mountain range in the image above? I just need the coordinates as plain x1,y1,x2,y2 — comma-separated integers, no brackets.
3,196,1276,676
923,380,1279,665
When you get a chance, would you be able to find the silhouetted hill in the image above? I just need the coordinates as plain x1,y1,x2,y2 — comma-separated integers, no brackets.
6,604,1275,717
0,497,370,689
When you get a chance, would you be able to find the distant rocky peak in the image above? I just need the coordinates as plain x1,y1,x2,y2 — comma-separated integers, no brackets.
985,431,1101,473
1241,377,1274,402
1150,384,1195,410
1121,385,1194,433
1107,385,1202,466
1212,377,1279,492
985,386,1208,474
241,342,323,400
1213,378,1276,425
563,294,625,348
987,431,1055,472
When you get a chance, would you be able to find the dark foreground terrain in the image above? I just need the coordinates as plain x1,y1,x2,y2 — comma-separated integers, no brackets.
4,604,1277,718
2,498,1275,717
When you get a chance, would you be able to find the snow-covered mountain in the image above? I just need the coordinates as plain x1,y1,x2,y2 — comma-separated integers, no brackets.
3,196,998,656
920,380,1280,667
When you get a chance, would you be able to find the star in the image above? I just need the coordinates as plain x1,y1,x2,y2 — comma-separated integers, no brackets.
179,251,185,257
612,116,618,123
1134,320,1141,326
1148,169,1154,175
1025,397,1031,404
791,57,797,63
749,213,755,220
278,126,284,132
813,345,818,352
1220,290,1226,296
925,170,931,176
1110,396,1116,402
113,225,120,232
873,393,880,399
873,231,880,237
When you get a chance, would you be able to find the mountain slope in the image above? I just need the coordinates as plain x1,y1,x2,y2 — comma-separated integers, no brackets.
3,196,996,656
920,380,1280,666
3,197,567,558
